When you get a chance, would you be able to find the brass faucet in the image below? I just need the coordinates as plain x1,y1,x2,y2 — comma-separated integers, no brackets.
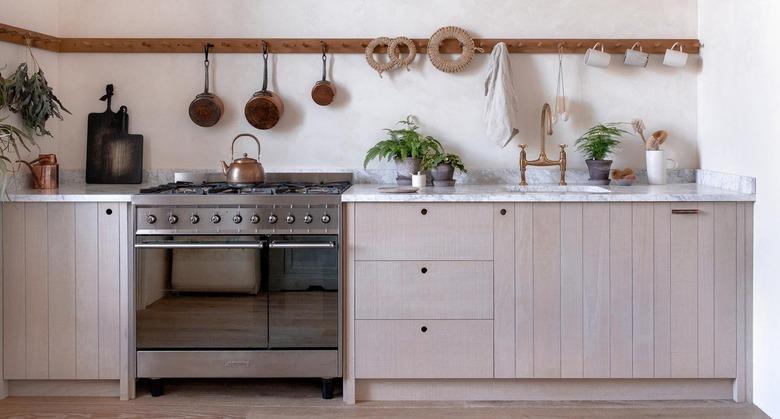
519,103,567,186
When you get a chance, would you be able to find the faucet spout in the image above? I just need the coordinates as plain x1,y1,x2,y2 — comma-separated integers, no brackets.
540,103,553,157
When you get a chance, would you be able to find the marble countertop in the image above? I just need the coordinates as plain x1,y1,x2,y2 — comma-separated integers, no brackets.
4,183,147,202
341,183,756,203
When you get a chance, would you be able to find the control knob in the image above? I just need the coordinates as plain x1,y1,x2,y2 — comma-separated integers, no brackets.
286,214,296,224
268,214,278,224
146,214,157,224
233,214,243,224
250,214,261,224
190,214,200,224
211,214,221,224
321,214,331,224
168,214,179,224
304,214,313,224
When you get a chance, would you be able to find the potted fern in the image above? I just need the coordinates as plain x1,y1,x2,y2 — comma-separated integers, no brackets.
364,116,443,185
422,152,467,187
575,123,629,184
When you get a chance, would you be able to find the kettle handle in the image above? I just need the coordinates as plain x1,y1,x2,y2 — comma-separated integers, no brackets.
231,134,262,160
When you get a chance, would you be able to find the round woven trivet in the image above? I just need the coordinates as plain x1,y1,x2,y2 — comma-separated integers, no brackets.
388,37,417,70
427,26,479,73
365,37,395,77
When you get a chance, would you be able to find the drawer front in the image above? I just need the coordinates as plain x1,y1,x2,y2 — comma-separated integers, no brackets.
355,261,493,319
354,203,493,261
355,320,493,378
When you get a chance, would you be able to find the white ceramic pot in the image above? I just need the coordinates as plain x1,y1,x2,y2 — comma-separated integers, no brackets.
646,150,678,185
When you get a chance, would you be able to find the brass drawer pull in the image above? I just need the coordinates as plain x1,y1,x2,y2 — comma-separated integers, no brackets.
672,209,700,215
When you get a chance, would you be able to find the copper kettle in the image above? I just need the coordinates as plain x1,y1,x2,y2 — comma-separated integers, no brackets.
220,134,265,185
17,154,59,189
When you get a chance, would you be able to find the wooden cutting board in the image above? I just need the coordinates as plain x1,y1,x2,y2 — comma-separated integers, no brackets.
86,84,128,183
100,108,143,184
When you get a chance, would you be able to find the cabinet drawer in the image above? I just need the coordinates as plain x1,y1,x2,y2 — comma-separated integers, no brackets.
355,320,493,378
354,203,493,261
355,261,493,319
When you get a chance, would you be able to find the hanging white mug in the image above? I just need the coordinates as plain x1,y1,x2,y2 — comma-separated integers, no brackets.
624,42,649,67
584,42,611,68
646,150,678,185
663,42,689,67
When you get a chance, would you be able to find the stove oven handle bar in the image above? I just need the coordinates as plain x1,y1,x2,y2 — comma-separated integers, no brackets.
134,242,266,249
268,241,337,249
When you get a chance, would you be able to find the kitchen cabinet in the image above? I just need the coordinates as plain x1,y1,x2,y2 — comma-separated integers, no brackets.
344,200,752,403
1,202,127,381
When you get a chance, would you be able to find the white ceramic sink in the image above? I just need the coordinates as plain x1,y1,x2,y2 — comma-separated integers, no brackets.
504,185,612,194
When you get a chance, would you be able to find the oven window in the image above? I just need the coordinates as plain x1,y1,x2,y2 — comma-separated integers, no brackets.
135,236,268,350
268,235,339,349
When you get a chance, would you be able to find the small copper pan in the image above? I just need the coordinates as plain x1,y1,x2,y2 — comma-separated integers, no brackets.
245,42,284,130
312,43,336,106
189,44,224,127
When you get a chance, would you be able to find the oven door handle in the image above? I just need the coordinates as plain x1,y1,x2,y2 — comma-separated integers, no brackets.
268,241,337,249
134,242,266,249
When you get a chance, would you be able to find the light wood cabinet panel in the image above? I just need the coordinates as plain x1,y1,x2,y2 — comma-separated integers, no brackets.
514,204,533,378
670,203,700,378
582,203,610,378
75,203,100,379
1,202,126,381
610,203,632,378
560,203,584,378
632,203,655,378
713,203,738,378
355,320,493,379
354,261,493,320
493,204,515,378
697,202,716,378
3,203,26,379
48,203,77,379
98,203,121,380
354,203,493,261
653,203,672,378
531,203,561,378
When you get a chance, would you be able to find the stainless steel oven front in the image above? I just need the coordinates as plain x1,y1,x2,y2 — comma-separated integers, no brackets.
132,199,342,397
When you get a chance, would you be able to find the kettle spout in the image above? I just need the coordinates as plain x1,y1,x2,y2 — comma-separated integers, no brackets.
220,160,229,175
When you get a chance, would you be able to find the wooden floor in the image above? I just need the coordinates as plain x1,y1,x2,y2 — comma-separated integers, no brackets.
0,379,769,418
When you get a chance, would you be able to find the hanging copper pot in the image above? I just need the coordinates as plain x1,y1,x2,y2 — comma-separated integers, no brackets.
311,43,336,106
189,44,224,127
245,42,284,130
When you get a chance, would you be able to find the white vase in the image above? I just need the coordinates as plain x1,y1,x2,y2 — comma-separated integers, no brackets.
646,150,678,185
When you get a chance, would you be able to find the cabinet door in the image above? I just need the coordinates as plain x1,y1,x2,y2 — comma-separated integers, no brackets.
2,202,124,380
514,202,744,379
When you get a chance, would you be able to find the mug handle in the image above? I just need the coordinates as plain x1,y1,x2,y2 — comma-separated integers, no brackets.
670,42,683,52
630,42,642,52
666,158,679,170
592,42,604,52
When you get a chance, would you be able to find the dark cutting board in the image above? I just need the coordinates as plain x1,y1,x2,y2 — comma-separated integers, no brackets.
86,84,129,184
99,107,143,184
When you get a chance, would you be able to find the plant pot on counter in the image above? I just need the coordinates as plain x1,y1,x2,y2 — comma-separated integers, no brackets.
395,157,422,185
430,164,456,187
585,159,613,185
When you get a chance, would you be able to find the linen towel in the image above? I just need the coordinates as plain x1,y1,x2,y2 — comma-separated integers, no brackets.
483,42,521,148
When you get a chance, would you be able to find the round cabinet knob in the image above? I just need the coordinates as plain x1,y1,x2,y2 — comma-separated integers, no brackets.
233,214,243,224
211,214,221,224
321,214,331,224
168,214,179,224
146,214,157,224
190,214,200,224
304,214,313,224
250,215,261,224
268,214,278,224
286,214,296,224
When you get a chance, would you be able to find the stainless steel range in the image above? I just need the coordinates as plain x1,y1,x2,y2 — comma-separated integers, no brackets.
131,173,351,399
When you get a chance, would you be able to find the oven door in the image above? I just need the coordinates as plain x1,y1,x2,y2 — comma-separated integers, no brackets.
268,235,339,349
135,235,268,350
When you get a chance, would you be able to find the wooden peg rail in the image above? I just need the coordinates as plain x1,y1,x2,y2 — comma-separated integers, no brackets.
0,22,701,55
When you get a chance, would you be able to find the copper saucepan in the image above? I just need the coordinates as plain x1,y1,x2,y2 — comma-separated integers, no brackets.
189,43,224,127
245,42,284,130
311,43,336,106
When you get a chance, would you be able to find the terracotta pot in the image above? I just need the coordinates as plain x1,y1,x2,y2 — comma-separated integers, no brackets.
395,157,422,185
586,159,613,184
430,164,455,181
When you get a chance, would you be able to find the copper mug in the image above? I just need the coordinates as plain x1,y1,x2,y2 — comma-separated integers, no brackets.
17,154,59,189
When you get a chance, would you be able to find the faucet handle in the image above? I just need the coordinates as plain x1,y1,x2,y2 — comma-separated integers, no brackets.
519,144,527,150
559,144,567,149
